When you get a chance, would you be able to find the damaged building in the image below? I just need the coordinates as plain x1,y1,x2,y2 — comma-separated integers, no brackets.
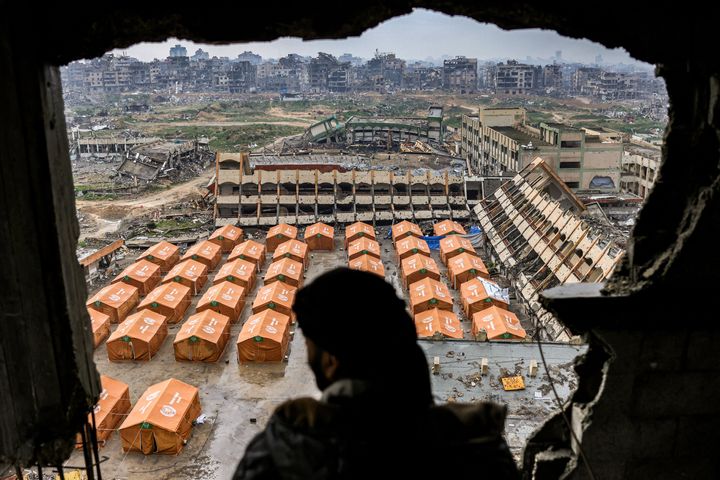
116,138,210,182
213,152,471,226
461,106,623,190
474,158,624,341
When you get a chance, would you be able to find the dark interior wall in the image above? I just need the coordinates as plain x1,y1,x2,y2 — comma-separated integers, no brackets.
2,0,720,477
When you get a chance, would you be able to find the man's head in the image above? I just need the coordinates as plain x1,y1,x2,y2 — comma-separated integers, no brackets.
293,268,430,398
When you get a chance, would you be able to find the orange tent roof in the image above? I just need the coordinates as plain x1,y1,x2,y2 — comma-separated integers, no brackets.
460,277,510,317
208,225,244,252
138,241,180,272
392,220,422,242
119,378,202,455
214,257,257,291
252,281,296,318
87,282,139,324
106,309,168,361
401,253,440,288
237,309,291,363
408,278,453,314
196,281,246,323
163,259,208,295
348,254,385,277
90,375,131,444
345,221,375,245
347,237,381,261
447,252,489,288
174,310,231,362
265,258,304,288
414,308,464,339
395,236,431,261
88,308,111,348
138,282,191,324
228,239,266,268
112,259,162,296
266,223,298,252
439,236,477,264
272,239,308,267
472,305,526,340
304,222,335,251
434,219,467,236
181,240,222,271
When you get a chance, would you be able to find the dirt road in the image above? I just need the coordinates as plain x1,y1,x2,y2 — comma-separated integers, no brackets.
137,120,312,128
76,170,213,240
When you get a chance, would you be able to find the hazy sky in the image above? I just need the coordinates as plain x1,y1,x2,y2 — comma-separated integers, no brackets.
111,8,645,66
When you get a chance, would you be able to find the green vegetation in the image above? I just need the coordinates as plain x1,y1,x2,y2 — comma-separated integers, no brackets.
154,218,197,231
154,124,305,151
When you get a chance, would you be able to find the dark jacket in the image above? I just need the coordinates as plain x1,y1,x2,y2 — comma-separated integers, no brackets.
234,380,520,479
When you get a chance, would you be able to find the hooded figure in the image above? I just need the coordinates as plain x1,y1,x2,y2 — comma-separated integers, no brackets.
234,268,519,480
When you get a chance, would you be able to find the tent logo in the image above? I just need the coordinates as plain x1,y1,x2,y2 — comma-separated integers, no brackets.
160,405,177,417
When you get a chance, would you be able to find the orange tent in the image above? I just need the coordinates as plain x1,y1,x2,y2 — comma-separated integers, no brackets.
265,258,304,288
252,281,296,319
433,219,467,236
237,309,291,363
304,222,335,251
348,254,385,277
88,308,111,348
228,239,266,269
213,257,257,291
347,237,381,261
272,239,309,269
395,236,431,262
196,281,246,323
266,223,298,252
138,282,191,324
138,241,180,273
414,308,464,339
401,253,440,289
344,221,375,247
87,282,139,324
162,259,208,295
106,309,168,361
439,236,477,265
408,277,453,315
472,305,526,340
460,277,510,318
112,259,162,296
181,240,222,271
89,375,131,444
447,253,490,288
208,225,244,253
119,378,202,455
392,220,422,243
174,310,231,362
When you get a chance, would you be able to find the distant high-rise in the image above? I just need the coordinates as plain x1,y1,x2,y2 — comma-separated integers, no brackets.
595,54,604,65
555,50,562,61
237,51,262,65
169,44,187,58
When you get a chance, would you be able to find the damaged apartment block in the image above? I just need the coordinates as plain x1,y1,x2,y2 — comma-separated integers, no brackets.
213,152,471,226
475,158,624,341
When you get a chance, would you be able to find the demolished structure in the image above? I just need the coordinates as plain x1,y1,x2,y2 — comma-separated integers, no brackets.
474,158,624,341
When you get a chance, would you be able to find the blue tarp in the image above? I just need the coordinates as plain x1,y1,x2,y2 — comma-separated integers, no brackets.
422,226,483,250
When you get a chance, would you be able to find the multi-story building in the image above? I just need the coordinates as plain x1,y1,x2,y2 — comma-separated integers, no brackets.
494,60,541,95
542,64,563,92
169,44,187,58
213,153,469,227
620,143,661,199
237,51,262,65
461,107,623,191
443,56,478,92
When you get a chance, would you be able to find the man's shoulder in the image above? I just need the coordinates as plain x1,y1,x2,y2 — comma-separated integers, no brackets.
271,397,342,433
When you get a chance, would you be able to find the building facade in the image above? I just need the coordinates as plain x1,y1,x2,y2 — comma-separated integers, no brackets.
620,143,661,199
443,56,478,92
461,107,623,191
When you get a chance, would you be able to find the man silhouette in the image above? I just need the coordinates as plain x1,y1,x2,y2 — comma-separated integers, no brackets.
234,267,519,479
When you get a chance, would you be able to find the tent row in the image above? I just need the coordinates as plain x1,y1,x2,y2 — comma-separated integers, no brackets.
346,229,384,277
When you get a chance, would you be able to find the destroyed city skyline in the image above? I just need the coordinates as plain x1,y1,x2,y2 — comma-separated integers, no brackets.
110,9,645,66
